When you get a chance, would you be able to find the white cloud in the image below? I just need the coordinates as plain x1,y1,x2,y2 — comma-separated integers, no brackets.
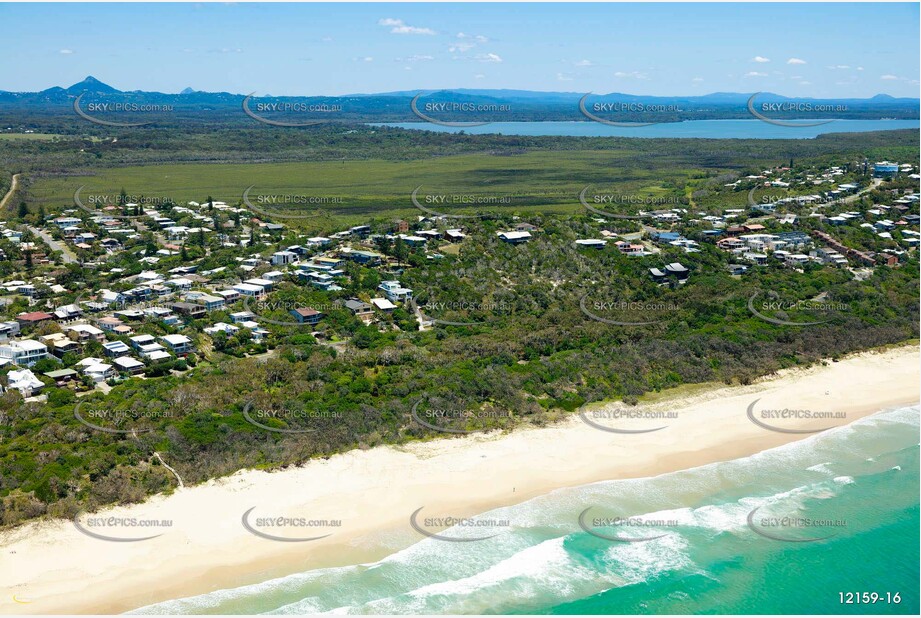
59,49,74,55
321,37,333,43
827,65,851,70
378,18,435,35
744,71,768,77
402,54,434,63
752,56,770,63
474,74,485,80
692,77,704,82
574,59,593,67
449,42,476,53
476,53,503,63
798,81,811,86
880,74,899,80
557,72,573,81
613,70,648,80
362,57,374,62
856,66,864,71
457,32,488,44
787,58,806,65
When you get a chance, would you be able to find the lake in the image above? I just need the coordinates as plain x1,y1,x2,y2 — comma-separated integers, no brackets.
372,119,919,139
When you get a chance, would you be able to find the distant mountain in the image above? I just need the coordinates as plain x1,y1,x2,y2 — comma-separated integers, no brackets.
62,75,120,95
0,78,917,124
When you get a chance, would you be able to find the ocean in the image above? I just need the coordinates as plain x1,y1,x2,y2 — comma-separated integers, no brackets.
131,405,920,615
370,119,920,140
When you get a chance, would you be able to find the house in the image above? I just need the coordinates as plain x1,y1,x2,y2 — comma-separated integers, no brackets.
371,298,396,312
233,283,265,298
49,339,81,359
97,316,125,332
727,264,749,276
378,280,413,303
113,356,145,375
160,334,193,356
614,241,645,256
102,340,132,358
0,321,20,341
784,254,812,267
497,231,531,244
229,311,256,324
575,239,607,249
445,229,466,242
171,302,207,319
83,363,115,382
130,334,157,350
195,294,225,311
649,268,668,284
204,322,240,336
61,323,102,343
44,368,78,386
216,289,241,303
344,250,383,265
244,278,274,293
16,312,54,329
0,339,49,366
6,368,44,396
664,262,690,281
344,299,375,323
290,307,323,325
271,251,299,266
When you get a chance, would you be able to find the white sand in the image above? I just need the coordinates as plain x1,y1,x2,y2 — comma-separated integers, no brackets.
1,345,918,615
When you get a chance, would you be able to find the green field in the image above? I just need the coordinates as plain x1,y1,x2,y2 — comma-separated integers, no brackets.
28,151,705,227
0,133,62,141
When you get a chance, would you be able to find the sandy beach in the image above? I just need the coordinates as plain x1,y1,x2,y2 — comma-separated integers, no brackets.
2,345,918,615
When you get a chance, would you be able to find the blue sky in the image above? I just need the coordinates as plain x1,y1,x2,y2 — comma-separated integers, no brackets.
0,2,918,97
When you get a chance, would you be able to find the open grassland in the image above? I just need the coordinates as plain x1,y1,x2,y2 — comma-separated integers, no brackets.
0,133,62,141
28,150,707,227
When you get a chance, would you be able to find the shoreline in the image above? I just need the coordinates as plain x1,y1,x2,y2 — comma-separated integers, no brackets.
2,344,918,615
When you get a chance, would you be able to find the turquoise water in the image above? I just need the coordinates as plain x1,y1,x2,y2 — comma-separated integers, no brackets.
132,405,919,615
372,119,920,139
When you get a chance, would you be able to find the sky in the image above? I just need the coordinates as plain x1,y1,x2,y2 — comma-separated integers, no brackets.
0,2,918,98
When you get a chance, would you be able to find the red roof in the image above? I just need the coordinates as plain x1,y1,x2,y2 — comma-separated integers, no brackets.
17,311,54,322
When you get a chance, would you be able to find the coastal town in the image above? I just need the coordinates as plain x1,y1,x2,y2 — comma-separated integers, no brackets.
0,159,917,400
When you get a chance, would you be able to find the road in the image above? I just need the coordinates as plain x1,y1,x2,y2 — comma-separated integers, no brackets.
27,225,78,264
0,173,20,211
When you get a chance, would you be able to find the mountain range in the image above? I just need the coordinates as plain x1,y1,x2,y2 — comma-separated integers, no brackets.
0,76,917,123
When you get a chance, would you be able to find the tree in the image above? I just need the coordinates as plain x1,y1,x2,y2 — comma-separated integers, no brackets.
17,202,28,218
